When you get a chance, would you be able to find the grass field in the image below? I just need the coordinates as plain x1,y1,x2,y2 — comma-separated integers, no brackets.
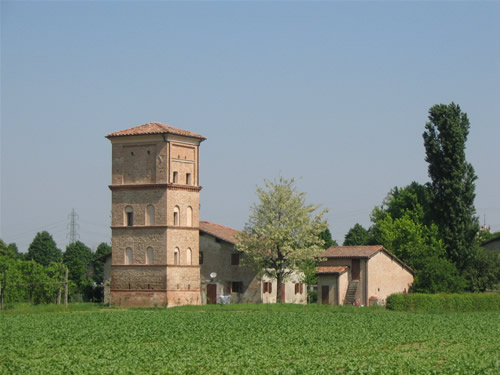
1,304,499,374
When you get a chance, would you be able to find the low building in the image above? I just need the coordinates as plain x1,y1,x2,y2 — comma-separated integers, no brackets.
200,221,307,304
481,236,500,255
317,246,413,306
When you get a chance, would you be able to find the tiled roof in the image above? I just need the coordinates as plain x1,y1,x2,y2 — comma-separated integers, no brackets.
106,122,206,140
320,246,384,259
316,266,349,275
199,221,241,244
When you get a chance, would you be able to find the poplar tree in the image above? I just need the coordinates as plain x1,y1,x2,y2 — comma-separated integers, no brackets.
235,177,328,303
423,103,479,271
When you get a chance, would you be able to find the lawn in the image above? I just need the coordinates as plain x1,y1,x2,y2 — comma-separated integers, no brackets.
1,304,499,374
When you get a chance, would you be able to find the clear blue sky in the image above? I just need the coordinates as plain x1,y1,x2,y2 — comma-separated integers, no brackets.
1,1,499,252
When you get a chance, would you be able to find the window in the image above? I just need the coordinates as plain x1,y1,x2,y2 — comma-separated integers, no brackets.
295,283,304,294
174,247,180,265
125,248,133,265
173,171,178,183
146,247,154,265
186,248,192,265
146,205,155,226
186,173,192,185
125,206,134,226
186,206,193,227
232,281,243,293
263,282,272,294
231,253,240,266
199,251,204,265
173,206,180,226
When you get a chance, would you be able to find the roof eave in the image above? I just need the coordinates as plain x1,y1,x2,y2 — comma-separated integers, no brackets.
199,229,236,245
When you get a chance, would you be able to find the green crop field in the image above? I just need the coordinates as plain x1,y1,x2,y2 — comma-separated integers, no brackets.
1,305,499,374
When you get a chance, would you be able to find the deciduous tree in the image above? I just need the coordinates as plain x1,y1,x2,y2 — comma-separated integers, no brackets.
93,243,111,284
235,177,328,303
27,231,62,266
64,241,93,290
343,223,371,246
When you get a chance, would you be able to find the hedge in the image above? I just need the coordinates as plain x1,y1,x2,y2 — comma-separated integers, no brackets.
386,292,500,312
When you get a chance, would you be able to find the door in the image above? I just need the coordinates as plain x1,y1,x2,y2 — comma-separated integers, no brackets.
321,285,329,305
352,259,360,280
207,284,217,304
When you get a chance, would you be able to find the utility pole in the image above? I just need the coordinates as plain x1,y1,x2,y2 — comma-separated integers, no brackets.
64,266,68,307
67,208,80,244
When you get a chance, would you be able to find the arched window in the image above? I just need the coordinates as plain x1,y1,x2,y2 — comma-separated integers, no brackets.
186,248,192,265
174,247,180,265
146,247,154,265
173,206,180,226
186,206,193,227
125,206,134,226
125,248,133,265
146,205,155,226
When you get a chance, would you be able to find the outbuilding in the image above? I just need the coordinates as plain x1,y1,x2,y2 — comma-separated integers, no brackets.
317,246,413,306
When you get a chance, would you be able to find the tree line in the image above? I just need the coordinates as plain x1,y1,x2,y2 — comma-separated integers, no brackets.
0,232,110,307
342,103,500,292
236,103,500,300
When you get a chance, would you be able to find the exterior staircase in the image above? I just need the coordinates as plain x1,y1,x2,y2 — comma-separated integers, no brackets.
344,280,359,305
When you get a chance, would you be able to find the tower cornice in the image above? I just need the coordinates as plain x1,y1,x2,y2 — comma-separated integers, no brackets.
109,184,202,192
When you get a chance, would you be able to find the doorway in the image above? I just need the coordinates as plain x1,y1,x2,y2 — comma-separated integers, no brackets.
207,284,217,304
352,259,360,280
321,285,329,305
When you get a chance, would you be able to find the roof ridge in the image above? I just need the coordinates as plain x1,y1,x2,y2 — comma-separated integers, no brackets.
106,122,206,140
200,220,241,233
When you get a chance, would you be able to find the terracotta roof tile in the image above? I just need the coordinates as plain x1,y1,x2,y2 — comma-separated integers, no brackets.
320,245,384,259
316,266,349,274
199,221,240,244
107,122,206,140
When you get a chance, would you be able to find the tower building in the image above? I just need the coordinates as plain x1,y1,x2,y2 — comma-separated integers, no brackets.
106,122,205,306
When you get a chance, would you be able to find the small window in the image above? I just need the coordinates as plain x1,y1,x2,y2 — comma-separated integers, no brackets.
232,281,243,293
173,206,180,226
174,247,180,265
125,206,134,226
146,247,154,265
295,283,303,294
186,248,192,265
125,248,133,265
173,171,178,183
231,253,240,266
263,282,272,294
199,251,204,265
186,206,193,227
186,173,192,185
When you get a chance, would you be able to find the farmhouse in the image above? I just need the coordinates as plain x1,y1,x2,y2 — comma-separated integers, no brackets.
317,246,414,306
106,122,307,307
105,122,412,307
199,221,307,304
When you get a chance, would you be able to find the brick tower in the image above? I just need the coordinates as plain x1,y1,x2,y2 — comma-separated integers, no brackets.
106,122,205,307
